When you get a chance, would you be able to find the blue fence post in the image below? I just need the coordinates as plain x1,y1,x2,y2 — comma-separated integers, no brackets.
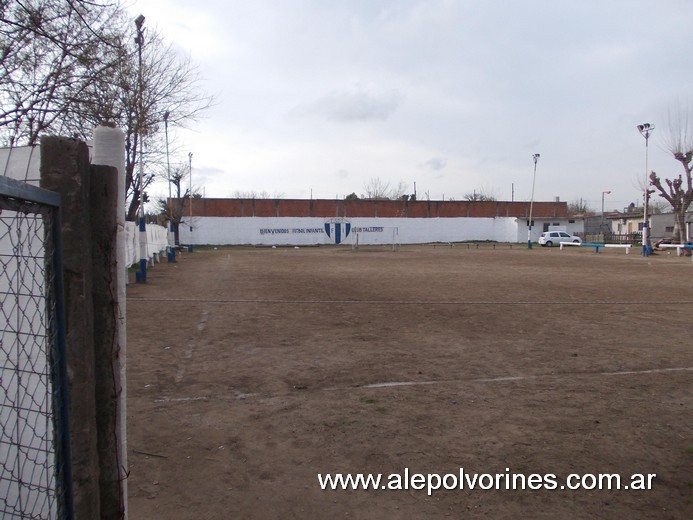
52,205,75,520
136,217,147,283
167,220,176,262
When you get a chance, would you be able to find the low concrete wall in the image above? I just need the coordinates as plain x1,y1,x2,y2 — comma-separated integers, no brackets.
178,216,520,245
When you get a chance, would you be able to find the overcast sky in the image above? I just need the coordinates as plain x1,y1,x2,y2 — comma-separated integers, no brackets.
130,0,693,212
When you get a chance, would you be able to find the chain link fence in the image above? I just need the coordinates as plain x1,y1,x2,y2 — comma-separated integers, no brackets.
0,176,72,519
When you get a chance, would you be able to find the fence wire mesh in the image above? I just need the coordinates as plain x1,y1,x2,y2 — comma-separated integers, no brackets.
0,181,71,519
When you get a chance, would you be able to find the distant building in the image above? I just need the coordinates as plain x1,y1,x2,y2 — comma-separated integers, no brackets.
650,211,693,242
604,207,693,243
602,202,650,242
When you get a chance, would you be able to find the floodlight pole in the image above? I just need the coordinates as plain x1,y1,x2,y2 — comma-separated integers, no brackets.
188,151,193,251
601,190,611,229
164,111,171,201
527,153,540,249
637,123,654,256
164,111,176,261
135,14,147,283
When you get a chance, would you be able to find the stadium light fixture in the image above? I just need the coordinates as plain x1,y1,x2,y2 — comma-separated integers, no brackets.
135,14,145,30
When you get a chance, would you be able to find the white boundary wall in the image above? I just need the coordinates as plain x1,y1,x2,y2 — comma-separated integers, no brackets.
0,204,55,519
2,146,169,262
124,221,168,266
1,145,40,184
179,216,521,245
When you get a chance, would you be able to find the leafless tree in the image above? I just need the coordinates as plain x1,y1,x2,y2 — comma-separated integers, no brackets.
464,188,497,202
389,180,408,200
72,24,213,221
231,190,285,199
567,198,592,215
0,0,123,145
362,177,391,199
650,106,693,242
649,198,669,215
361,177,412,200
1,1,214,220
156,164,188,244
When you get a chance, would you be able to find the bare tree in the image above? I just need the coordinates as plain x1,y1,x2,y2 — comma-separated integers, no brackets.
231,190,284,199
362,177,412,200
649,198,669,215
363,177,391,199
156,164,188,244
0,2,214,220
389,180,408,200
650,107,693,242
464,188,497,202
0,0,123,145
155,165,209,243
567,198,592,215
70,24,214,221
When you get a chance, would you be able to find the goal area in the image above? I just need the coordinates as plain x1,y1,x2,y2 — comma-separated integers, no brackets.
349,225,400,251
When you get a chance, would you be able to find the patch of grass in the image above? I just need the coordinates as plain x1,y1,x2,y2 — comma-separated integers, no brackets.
360,396,386,412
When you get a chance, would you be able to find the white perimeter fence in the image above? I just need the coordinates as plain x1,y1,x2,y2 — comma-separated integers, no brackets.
1,135,169,518
2,144,169,270
123,221,168,268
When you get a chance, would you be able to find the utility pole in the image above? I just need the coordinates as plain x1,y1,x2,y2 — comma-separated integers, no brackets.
637,123,654,256
135,14,147,283
527,153,540,249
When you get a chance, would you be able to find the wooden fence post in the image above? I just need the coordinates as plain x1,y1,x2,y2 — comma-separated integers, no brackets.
92,124,129,519
40,136,101,519
90,164,124,519
41,136,127,519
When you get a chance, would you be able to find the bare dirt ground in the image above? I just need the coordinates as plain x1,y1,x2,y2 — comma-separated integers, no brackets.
125,244,692,519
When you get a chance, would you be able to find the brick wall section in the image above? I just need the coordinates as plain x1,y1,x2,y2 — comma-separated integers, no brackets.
278,199,311,217
180,198,568,219
199,198,242,217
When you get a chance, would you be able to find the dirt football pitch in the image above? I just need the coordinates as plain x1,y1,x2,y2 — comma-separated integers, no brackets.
125,244,692,519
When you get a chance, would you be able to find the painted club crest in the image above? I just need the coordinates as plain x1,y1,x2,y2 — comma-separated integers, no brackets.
324,218,351,245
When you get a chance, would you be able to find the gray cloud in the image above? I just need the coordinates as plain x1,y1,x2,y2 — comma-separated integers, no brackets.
421,157,447,171
291,89,402,122
145,0,693,204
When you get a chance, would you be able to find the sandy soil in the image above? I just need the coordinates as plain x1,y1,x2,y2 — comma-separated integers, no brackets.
125,244,692,519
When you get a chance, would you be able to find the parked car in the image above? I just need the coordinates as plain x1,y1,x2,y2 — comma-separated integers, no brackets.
538,231,582,247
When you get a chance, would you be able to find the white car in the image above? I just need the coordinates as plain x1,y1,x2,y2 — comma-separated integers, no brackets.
538,231,582,247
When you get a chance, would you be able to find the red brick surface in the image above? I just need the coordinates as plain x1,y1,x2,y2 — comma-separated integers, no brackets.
179,198,568,219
